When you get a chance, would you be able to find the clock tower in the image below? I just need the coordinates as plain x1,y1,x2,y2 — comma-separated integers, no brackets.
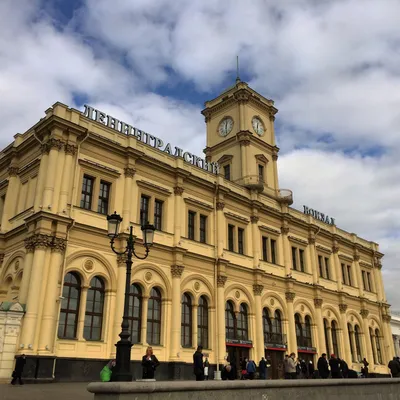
202,79,287,200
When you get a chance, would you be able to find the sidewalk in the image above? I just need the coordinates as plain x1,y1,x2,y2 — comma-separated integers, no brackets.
0,383,92,400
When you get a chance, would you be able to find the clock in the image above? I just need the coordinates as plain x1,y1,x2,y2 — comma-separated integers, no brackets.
252,117,265,136
218,117,234,137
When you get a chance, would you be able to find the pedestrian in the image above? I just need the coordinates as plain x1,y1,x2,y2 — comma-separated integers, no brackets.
193,345,204,381
11,354,26,385
308,360,315,379
141,346,160,379
300,359,308,378
283,354,290,379
339,358,349,378
246,359,257,380
317,353,330,379
388,357,400,378
361,358,369,378
241,358,248,380
287,353,297,379
329,354,341,378
259,357,267,379
100,359,116,382
204,357,210,380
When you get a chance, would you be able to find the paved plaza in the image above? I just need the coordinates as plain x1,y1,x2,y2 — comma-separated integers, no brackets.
0,383,92,400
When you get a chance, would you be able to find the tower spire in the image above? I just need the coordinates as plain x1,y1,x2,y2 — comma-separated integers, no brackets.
236,55,240,84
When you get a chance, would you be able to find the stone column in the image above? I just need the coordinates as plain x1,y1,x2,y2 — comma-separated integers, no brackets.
0,304,24,382
112,256,127,350
1,166,19,231
353,253,364,297
216,202,225,258
251,216,260,268
58,144,77,213
19,234,51,352
285,292,297,354
332,242,343,292
253,284,264,361
76,285,89,340
192,303,198,349
18,238,35,304
327,327,334,356
140,295,149,346
217,275,227,364
308,236,318,284
361,309,374,365
34,145,49,210
314,299,326,355
173,187,184,246
272,149,279,191
122,168,135,231
370,331,378,365
339,304,352,364
38,238,66,352
42,138,64,209
281,223,291,276
169,265,184,360
373,256,384,302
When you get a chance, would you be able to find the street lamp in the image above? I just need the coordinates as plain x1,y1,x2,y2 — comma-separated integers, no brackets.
107,211,155,381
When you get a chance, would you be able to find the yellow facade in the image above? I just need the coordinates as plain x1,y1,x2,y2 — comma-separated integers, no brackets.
0,80,394,380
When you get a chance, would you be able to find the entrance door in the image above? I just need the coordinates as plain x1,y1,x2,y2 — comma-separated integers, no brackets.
226,346,250,379
265,349,285,379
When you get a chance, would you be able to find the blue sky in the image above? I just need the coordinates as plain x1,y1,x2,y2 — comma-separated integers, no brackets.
0,0,400,308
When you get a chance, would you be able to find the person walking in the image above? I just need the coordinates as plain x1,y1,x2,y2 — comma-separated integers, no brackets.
241,358,248,380
283,355,290,379
388,357,400,378
141,346,160,379
361,358,369,378
204,358,210,380
338,358,349,378
11,354,26,385
259,357,267,379
287,353,297,379
317,353,330,379
246,359,257,380
193,345,204,381
308,360,315,379
329,354,341,378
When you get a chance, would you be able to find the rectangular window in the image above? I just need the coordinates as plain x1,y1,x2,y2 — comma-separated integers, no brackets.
188,211,196,240
97,180,111,214
140,195,150,227
367,272,372,292
238,228,244,255
291,247,297,270
262,236,268,261
341,264,346,284
200,215,207,243
258,164,264,182
318,256,324,277
325,257,330,280
299,249,305,272
80,175,94,210
362,271,367,291
228,224,235,252
154,200,163,231
347,265,352,286
224,165,231,180
271,239,277,264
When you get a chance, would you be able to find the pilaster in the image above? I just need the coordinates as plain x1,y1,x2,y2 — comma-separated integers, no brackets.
58,144,77,213
169,264,184,360
285,291,297,354
360,308,374,367
122,167,136,231
173,186,184,246
1,165,20,231
253,284,264,361
339,303,352,364
217,275,227,364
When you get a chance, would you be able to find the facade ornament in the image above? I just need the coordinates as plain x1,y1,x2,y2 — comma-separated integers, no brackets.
239,139,251,147
201,110,212,123
382,314,391,323
47,138,65,151
332,244,339,254
281,226,289,235
51,237,67,253
252,284,264,296
314,298,323,308
373,255,382,270
285,292,296,302
24,237,35,253
217,275,227,288
216,201,225,211
8,166,19,177
339,304,348,314
269,115,276,122
353,254,360,262
170,265,184,278
124,167,136,178
32,234,52,250
234,89,250,103
308,237,316,245
0,253,4,266
41,143,50,154
360,309,369,319
173,186,184,196
117,254,127,266
64,144,77,156
250,215,259,224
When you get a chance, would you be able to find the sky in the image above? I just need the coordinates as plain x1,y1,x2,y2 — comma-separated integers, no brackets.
0,0,399,309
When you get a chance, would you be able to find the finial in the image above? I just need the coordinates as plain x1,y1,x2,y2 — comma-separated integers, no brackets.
236,55,240,84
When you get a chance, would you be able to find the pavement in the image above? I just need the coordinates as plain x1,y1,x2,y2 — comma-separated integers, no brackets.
0,383,93,400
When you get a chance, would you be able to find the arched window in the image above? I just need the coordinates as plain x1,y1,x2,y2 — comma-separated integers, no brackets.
331,320,339,357
181,293,192,347
263,308,273,343
58,272,81,339
128,284,142,344
147,287,162,345
84,276,105,341
324,319,330,355
225,301,236,339
354,325,362,362
348,323,356,362
237,303,249,340
295,313,303,344
304,316,313,347
197,296,208,349
375,329,383,364
273,310,283,343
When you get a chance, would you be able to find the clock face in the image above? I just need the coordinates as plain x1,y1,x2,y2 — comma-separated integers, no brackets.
218,117,234,137
252,117,265,136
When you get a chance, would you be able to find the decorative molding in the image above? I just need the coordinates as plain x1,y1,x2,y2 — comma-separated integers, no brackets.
338,253,353,262
8,166,19,177
316,245,332,254
308,237,316,245
217,275,227,287
288,235,308,246
234,89,251,103
216,201,225,211
79,159,121,178
137,180,172,197
339,304,348,313
314,298,323,308
259,225,280,236
117,255,127,266
281,227,289,235
0,253,4,267
255,154,269,164
184,197,213,211
382,315,391,323
217,154,233,165
65,144,77,155
253,284,264,296
359,261,372,269
332,245,339,254
224,211,249,224
47,138,65,151
173,186,184,196
250,216,259,224
41,143,50,154
360,309,369,319
285,292,296,302
124,167,136,178
170,265,184,278
24,237,35,253
31,234,52,250
353,254,360,262
51,237,67,253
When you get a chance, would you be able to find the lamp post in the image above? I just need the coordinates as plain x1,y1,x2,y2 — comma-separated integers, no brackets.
107,211,155,382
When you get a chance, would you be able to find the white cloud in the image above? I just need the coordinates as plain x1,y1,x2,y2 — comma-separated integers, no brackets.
0,0,399,309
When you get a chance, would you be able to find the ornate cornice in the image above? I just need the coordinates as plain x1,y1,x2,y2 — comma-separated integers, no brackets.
65,144,77,155
360,309,369,319
382,315,391,323
171,264,184,278
234,89,250,103
339,304,348,313
33,234,52,249
124,167,136,178
51,237,67,253
314,298,323,308
253,284,264,296
24,237,35,253
250,216,259,224
173,186,184,196
216,201,225,211
217,275,227,287
288,235,308,246
8,166,19,177
47,138,65,151
285,291,296,302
